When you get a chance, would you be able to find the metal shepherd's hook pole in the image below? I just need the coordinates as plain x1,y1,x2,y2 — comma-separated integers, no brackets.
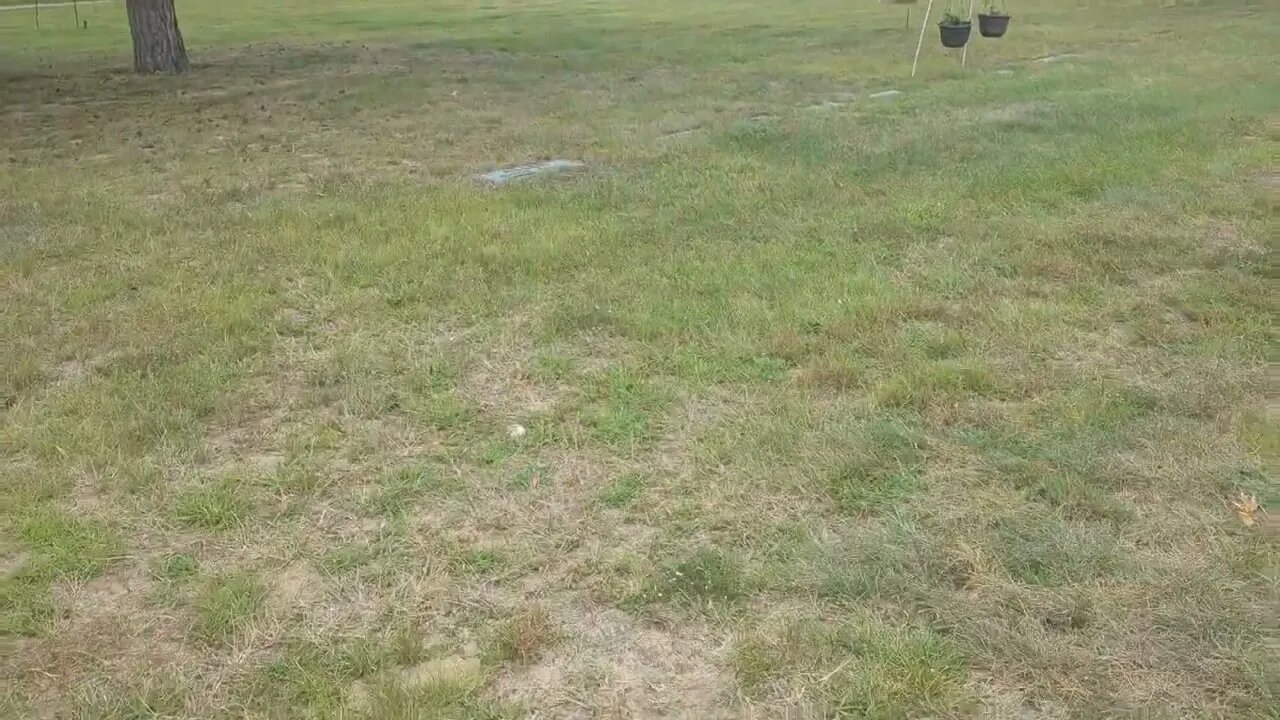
73,0,80,29
911,0,935,78
961,0,975,66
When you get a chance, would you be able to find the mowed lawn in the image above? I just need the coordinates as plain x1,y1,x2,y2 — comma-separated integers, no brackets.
2,0,1277,717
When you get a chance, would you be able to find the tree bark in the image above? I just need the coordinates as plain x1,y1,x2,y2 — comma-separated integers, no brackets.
126,0,189,74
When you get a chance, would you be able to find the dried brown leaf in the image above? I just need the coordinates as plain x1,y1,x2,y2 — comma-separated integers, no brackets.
1230,492,1263,527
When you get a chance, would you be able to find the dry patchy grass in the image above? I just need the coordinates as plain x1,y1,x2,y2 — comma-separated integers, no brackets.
2,0,1277,718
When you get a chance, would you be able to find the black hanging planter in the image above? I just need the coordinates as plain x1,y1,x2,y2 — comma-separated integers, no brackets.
938,21,972,48
978,13,1011,38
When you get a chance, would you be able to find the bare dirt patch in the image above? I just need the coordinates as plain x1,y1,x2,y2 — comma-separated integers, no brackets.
461,355,561,419
1196,218,1263,258
201,411,291,472
15,568,196,713
267,561,324,613
494,596,735,718
0,550,30,579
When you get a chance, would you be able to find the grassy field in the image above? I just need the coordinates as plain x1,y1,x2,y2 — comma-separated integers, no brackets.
2,0,1277,717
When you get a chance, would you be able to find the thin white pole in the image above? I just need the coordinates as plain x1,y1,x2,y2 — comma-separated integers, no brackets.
911,0,935,78
961,0,975,66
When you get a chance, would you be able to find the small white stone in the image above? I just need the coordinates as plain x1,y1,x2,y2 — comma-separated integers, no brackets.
507,424,527,439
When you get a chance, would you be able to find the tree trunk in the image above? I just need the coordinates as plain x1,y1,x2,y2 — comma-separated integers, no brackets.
126,0,189,74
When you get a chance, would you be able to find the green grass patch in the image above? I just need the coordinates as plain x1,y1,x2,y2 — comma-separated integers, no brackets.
584,368,670,449
174,477,252,530
1,512,122,635
18,511,122,581
448,547,506,578
638,547,748,606
196,571,266,645
160,553,200,582
254,636,390,710
824,420,925,515
598,473,646,508
874,359,1002,411
993,515,1123,586
358,675,503,720
364,462,457,518
735,615,969,717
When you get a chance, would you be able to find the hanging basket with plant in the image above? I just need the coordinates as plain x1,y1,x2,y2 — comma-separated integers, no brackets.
938,7,972,49
978,1,1011,38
